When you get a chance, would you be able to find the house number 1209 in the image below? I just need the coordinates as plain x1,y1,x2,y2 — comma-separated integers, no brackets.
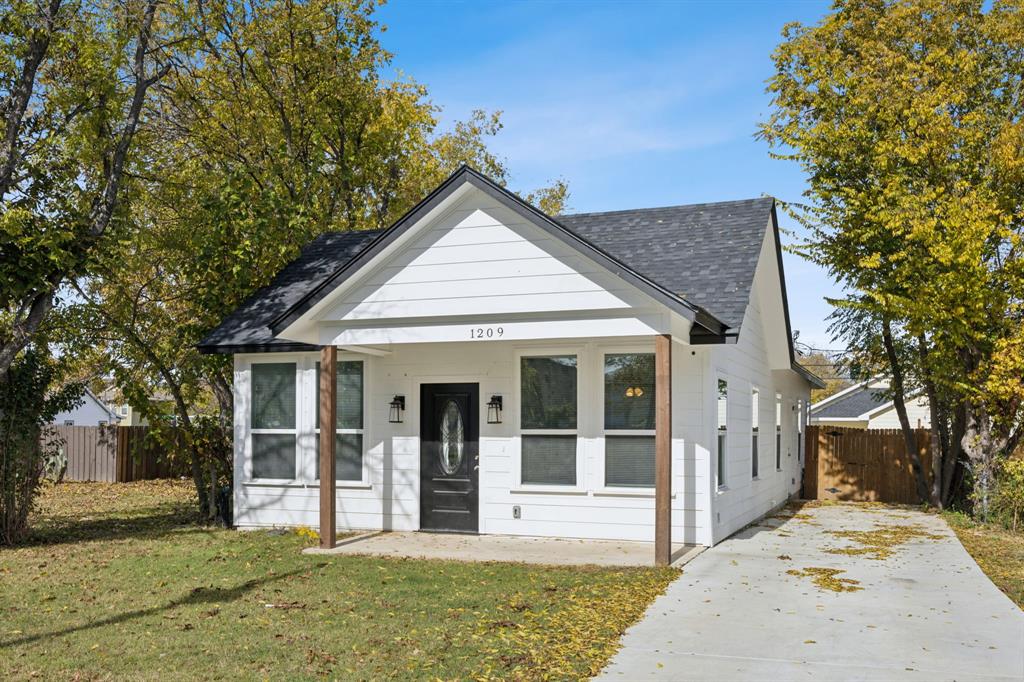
470,327,504,339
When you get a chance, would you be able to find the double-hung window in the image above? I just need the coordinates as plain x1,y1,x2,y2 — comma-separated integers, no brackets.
751,388,760,479
603,353,656,487
316,360,365,481
775,393,783,470
251,362,297,480
520,355,577,486
717,379,728,489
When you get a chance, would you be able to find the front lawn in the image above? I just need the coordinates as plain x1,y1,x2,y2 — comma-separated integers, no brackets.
944,511,1024,609
0,481,676,680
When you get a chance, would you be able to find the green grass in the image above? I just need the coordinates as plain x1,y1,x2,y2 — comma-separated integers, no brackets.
0,481,677,680
944,510,1024,609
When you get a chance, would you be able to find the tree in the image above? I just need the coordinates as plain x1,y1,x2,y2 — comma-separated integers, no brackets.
0,0,187,376
761,0,1024,510
73,0,569,523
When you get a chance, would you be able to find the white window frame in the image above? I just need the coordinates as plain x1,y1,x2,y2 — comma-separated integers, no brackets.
717,375,729,491
513,346,584,492
599,344,656,492
751,386,760,480
775,392,783,471
313,354,370,485
247,355,302,484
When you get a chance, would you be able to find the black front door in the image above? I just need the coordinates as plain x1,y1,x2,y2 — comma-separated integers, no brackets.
420,383,479,533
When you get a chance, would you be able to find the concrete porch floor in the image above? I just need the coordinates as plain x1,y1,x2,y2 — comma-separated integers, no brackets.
302,531,703,567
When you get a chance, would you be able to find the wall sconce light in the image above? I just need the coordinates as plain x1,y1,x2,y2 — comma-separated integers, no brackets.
624,386,645,398
389,395,405,423
486,395,503,424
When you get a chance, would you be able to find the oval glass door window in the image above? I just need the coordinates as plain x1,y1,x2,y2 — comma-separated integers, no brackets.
439,399,465,475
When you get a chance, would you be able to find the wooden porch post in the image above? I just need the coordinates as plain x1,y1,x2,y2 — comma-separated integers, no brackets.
319,345,337,549
655,334,672,566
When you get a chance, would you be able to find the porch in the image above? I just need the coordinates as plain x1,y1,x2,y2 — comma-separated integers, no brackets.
303,530,704,567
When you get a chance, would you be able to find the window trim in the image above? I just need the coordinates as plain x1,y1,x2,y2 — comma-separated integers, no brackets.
751,386,760,480
513,347,584,490
775,392,783,471
716,376,729,491
314,355,369,485
601,348,657,490
248,356,302,484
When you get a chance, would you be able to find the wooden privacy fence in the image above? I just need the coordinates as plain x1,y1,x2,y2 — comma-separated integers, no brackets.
803,425,932,504
43,425,188,483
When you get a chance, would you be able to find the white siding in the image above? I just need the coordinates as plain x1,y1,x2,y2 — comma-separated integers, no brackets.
317,193,654,324
233,337,712,545
706,223,811,543
868,396,931,429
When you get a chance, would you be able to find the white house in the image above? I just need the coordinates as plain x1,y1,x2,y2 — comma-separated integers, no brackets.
52,387,122,426
809,377,931,430
199,167,822,564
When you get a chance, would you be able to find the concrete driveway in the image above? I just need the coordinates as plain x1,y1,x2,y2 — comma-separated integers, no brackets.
599,502,1024,681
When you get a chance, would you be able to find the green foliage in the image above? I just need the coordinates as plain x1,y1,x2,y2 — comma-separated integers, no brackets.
761,0,1024,509
994,458,1024,530
70,0,569,523
0,348,81,544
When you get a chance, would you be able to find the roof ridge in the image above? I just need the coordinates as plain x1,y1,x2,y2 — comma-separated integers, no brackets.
559,196,773,219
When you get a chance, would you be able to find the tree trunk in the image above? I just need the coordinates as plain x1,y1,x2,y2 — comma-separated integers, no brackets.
917,337,944,507
883,318,932,504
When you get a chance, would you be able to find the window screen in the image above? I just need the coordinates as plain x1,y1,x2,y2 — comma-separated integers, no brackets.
316,433,363,481
521,356,577,429
252,363,296,429
604,354,655,430
605,435,655,487
252,434,297,479
521,435,576,486
316,361,363,429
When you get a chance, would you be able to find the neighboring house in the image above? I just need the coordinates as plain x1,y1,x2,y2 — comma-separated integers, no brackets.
809,377,931,429
52,387,121,426
199,167,822,558
97,387,174,425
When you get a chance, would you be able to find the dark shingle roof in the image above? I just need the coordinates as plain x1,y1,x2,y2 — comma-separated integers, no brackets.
198,187,775,353
813,386,891,419
559,198,773,329
197,230,381,353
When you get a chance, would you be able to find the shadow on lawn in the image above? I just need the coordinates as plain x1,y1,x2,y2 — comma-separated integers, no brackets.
19,504,204,548
0,565,318,649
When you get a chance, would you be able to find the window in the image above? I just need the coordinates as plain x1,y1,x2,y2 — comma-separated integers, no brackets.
775,393,783,470
717,379,728,489
316,360,364,481
604,353,655,487
520,355,577,485
64,420,74,426
251,362,297,479
751,388,759,479
120,405,128,416
797,399,804,463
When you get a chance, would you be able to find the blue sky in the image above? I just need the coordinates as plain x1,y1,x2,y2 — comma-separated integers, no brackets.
375,0,842,350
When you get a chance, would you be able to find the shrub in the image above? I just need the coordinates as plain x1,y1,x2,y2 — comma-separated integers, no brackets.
994,458,1024,532
0,349,82,544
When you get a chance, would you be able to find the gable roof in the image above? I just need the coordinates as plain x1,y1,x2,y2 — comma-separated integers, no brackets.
559,197,772,330
266,166,731,341
811,383,891,419
198,166,814,373
197,230,381,353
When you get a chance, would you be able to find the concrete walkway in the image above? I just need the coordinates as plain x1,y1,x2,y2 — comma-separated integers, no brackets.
303,531,703,567
599,503,1024,681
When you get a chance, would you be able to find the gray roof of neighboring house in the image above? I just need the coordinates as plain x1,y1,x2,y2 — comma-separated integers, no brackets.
812,385,892,419
198,170,777,355
560,198,773,329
